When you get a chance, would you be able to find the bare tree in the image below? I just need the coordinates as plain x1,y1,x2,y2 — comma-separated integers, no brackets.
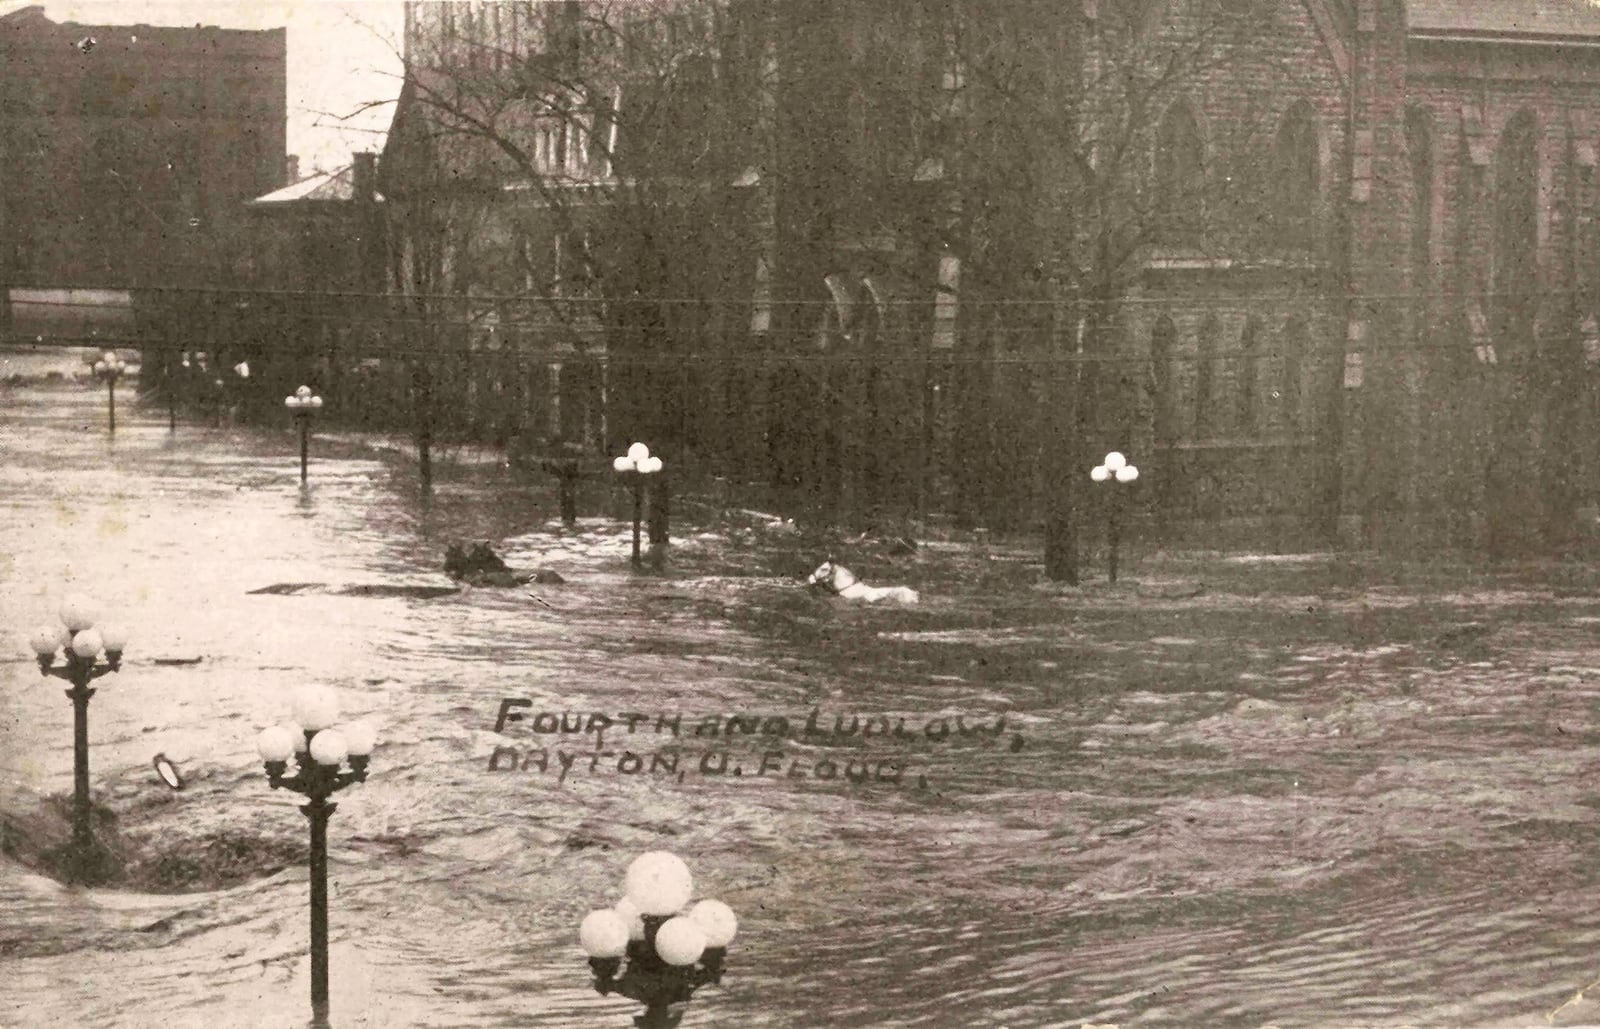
937,0,1272,581
376,0,747,483
378,0,1304,562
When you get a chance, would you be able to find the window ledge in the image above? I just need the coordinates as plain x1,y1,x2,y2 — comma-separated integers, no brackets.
1160,437,1318,451
1143,253,1328,274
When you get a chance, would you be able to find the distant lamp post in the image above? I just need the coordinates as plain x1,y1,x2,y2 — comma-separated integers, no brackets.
1089,451,1140,583
26,594,130,883
612,443,665,566
284,386,324,485
580,851,738,1028
255,686,377,1024
92,350,128,434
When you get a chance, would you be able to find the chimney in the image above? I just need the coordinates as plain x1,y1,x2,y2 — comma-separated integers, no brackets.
352,151,377,203
285,154,300,184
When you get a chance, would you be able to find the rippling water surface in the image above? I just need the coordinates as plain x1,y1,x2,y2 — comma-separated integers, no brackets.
5,379,1600,1028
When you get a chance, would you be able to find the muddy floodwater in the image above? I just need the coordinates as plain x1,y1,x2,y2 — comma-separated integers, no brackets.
6,378,1600,1028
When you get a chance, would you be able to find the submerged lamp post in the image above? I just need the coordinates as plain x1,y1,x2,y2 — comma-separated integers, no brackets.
612,443,664,566
580,851,738,1028
1090,451,1140,583
284,386,324,484
93,350,128,434
26,595,129,882
256,687,377,1023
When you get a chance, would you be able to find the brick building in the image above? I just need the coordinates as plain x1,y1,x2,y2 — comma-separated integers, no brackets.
0,5,286,289
381,0,1600,550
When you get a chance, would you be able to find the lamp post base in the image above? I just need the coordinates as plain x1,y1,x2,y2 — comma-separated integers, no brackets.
631,479,644,566
44,834,121,887
634,1007,683,1029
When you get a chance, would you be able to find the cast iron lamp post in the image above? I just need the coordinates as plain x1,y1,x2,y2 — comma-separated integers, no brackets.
26,595,130,883
1089,451,1140,584
580,852,739,1028
93,350,128,434
284,385,324,484
255,687,377,1024
612,443,663,566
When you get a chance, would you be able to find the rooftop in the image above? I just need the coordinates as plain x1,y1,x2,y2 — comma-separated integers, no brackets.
0,5,284,47
248,164,382,207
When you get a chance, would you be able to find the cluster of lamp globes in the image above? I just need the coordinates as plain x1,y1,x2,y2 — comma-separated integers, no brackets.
579,852,738,967
283,385,324,413
26,594,130,671
612,442,663,475
92,350,127,381
1090,451,1139,484
255,685,377,772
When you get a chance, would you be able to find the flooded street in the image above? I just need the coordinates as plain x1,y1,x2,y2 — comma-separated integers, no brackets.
6,379,1600,1028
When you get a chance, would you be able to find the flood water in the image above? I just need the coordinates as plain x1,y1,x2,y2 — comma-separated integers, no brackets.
6,377,1600,1028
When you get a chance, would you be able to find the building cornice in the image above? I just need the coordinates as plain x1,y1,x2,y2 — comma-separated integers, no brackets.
1408,30,1600,49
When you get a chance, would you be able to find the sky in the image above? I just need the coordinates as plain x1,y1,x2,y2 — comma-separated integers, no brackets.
0,0,406,175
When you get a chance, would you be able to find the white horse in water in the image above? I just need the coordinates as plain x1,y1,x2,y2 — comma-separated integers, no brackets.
807,560,919,605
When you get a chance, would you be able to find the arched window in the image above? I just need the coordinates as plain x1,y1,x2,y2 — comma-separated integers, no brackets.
1150,315,1177,442
1154,103,1204,242
1195,315,1218,437
1237,316,1260,431
1493,109,1539,348
1280,316,1308,431
1274,102,1321,250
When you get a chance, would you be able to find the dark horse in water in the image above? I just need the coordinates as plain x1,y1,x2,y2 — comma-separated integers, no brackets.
445,542,564,587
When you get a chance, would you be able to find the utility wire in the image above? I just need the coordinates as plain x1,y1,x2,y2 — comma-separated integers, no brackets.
4,284,1597,306
8,334,1596,367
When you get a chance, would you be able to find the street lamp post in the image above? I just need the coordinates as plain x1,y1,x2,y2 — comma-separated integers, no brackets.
612,443,664,566
284,385,324,485
26,595,130,883
1089,451,1140,584
255,687,377,1024
579,851,739,1028
93,350,128,434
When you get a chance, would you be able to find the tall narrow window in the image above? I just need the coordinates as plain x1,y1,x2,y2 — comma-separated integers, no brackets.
932,253,960,350
1493,109,1539,352
1405,108,1433,335
1154,104,1204,243
589,96,616,175
490,3,503,70
1280,316,1307,432
1274,102,1320,250
1151,315,1177,442
1195,315,1217,437
1237,316,1260,432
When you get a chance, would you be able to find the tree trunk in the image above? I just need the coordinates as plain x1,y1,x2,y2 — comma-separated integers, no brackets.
412,359,435,492
1044,313,1082,583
